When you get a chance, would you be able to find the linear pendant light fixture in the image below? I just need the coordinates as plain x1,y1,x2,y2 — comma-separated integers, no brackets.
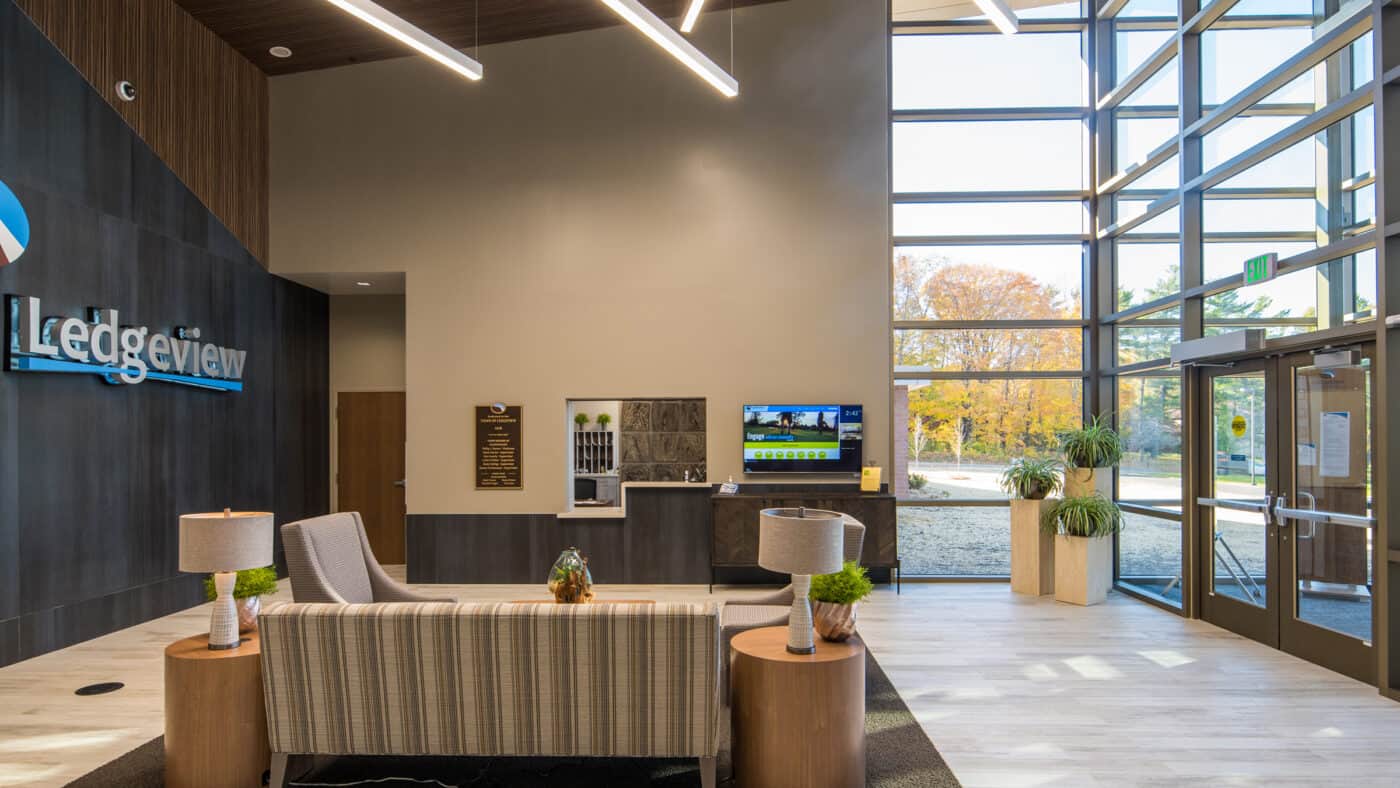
680,0,706,33
973,0,1020,35
599,0,738,97
323,0,484,81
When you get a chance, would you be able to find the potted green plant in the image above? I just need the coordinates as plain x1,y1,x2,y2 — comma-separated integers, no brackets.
574,412,589,431
1041,494,1123,606
1002,458,1062,597
203,566,277,633
1000,457,1061,500
596,412,612,432
1061,414,1123,498
808,561,874,642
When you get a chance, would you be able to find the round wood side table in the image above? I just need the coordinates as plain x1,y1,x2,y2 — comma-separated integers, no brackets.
164,632,269,788
730,626,865,788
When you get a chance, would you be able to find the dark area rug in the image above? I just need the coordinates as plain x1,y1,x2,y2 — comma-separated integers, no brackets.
66,649,959,787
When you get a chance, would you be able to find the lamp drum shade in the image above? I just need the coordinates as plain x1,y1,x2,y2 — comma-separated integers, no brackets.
179,512,274,572
758,508,844,576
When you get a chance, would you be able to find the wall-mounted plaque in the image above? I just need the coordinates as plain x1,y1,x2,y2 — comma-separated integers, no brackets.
476,403,523,490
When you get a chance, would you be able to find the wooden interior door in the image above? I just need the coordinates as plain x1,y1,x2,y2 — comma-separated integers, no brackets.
337,392,407,564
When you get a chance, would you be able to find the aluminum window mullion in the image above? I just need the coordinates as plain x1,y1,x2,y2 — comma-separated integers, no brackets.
893,190,1088,203
1100,193,1181,238
893,370,1088,381
1181,0,1241,34
1183,4,1372,142
891,19,1087,35
1184,86,1374,195
1096,0,1129,19
893,320,1087,329
893,107,1089,122
893,234,1090,245
1099,135,1179,195
1099,38,1178,111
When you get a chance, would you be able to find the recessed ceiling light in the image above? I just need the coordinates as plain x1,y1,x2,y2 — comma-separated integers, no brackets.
355,281,373,287
269,46,293,58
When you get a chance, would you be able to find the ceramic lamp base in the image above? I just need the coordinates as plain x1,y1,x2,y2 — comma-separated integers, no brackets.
786,573,816,654
208,571,240,650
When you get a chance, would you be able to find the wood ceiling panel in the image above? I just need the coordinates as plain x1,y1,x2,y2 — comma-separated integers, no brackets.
172,0,784,75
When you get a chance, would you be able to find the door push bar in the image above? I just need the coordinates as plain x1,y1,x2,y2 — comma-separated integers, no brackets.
1272,494,1375,531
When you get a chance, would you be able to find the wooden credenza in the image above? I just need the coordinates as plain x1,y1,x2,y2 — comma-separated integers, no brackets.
711,491,898,585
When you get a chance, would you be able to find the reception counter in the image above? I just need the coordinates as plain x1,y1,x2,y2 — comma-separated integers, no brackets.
406,483,894,586
558,481,713,519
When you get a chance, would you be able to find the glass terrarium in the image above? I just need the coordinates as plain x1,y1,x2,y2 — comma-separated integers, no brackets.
547,547,594,603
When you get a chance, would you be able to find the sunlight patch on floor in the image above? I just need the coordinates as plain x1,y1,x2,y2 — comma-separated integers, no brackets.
1062,655,1121,679
0,763,65,786
1137,649,1195,668
0,729,137,753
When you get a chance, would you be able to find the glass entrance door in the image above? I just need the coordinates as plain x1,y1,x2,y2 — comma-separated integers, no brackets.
1275,349,1375,683
1196,347,1377,683
1199,361,1278,647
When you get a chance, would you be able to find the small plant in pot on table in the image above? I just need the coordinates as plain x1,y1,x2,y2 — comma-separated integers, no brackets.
809,561,874,642
204,566,277,633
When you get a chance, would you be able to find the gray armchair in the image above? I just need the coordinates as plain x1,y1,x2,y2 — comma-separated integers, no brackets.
720,514,866,660
281,512,454,603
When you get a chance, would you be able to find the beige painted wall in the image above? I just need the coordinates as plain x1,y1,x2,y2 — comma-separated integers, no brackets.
329,295,406,507
271,0,890,515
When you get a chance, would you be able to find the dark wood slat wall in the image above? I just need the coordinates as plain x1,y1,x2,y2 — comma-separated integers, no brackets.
15,0,269,264
171,0,786,75
0,1,327,666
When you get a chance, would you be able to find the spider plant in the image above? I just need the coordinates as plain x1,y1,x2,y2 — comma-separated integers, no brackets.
1061,414,1124,469
999,458,1062,500
1041,494,1123,538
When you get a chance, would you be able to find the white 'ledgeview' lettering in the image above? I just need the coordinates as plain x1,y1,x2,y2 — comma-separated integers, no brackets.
7,295,246,391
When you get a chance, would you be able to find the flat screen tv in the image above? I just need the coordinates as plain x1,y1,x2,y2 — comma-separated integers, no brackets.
743,404,863,474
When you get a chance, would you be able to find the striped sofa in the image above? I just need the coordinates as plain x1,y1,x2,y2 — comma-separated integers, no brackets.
259,600,723,787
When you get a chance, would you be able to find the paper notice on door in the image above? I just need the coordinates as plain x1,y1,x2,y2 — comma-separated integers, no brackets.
1319,411,1350,478
1296,442,1317,468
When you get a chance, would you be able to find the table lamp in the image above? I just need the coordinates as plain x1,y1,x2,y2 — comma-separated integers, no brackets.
758,507,844,654
179,509,274,650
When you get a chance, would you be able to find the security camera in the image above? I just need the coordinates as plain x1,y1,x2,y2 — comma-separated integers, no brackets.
115,81,137,102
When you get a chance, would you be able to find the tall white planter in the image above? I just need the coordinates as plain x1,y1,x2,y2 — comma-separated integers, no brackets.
1010,499,1055,596
1063,466,1113,499
1054,534,1113,606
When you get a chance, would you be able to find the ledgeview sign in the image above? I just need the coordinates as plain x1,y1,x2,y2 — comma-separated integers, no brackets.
6,295,247,392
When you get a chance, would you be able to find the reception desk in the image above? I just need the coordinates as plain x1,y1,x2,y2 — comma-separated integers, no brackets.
406,483,896,586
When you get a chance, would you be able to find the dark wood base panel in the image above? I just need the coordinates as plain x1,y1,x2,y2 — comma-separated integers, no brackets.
407,485,898,586
712,490,898,571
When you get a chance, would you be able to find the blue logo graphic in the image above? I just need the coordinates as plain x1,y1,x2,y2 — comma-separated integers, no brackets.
0,180,29,266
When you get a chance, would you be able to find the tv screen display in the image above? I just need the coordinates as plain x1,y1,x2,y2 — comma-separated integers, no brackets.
743,404,863,474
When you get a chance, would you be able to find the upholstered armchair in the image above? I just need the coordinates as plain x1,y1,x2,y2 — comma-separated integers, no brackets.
720,514,866,658
281,512,454,603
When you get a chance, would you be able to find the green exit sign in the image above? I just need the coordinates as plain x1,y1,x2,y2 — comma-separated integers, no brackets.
1243,253,1278,285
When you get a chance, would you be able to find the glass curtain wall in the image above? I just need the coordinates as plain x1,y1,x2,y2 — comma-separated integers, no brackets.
890,0,1378,598
891,1,1090,577
1095,0,1377,608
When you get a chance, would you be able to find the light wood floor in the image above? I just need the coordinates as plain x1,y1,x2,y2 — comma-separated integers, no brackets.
3,577,1399,787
